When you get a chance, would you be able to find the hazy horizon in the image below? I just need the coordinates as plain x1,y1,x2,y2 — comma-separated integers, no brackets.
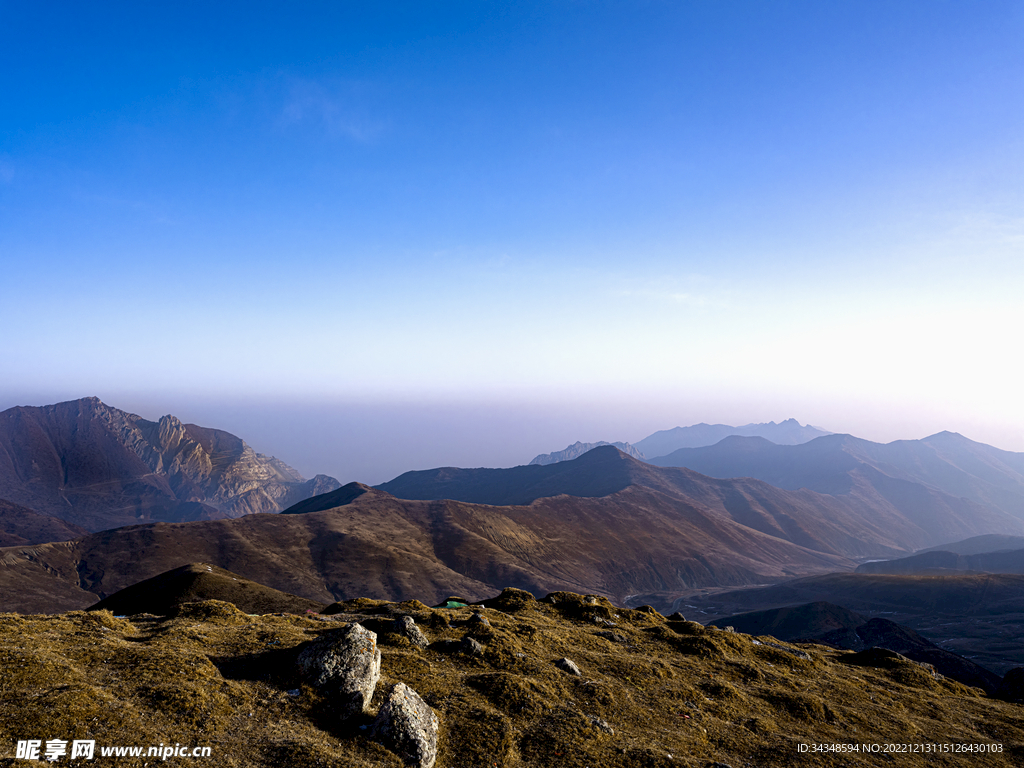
2,391,1021,487
3,2,1022,482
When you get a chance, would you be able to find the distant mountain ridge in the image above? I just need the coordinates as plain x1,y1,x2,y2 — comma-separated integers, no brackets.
529,440,645,465
0,397,341,531
856,548,1024,576
919,534,1024,556
636,418,831,459
647,431,1024,524
377,446,1021,558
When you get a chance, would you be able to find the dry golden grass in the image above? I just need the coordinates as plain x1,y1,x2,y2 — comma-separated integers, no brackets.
2,589,1022,767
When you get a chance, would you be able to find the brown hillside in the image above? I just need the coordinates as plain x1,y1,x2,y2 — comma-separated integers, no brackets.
0,485,852,614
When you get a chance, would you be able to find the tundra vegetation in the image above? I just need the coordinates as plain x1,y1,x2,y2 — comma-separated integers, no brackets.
2,588,1023,767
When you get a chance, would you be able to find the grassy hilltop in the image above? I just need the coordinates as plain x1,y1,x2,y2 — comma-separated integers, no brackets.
2,588,1023,767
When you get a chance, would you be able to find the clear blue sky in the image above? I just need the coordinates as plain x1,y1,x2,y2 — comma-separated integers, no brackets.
2,2,1023,482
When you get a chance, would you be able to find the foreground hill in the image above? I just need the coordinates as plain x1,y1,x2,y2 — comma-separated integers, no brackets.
0,397,341,530
2,590,1021,767
379,446,1018,556
647,432,1024,526
91,563,327,616
0,482,853,614
666,572,1024,676
707,601,1002,694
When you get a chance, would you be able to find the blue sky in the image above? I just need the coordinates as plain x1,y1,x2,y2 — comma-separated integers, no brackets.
2,2,1023,482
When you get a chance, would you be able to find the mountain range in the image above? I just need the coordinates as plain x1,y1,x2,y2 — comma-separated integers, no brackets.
634,418,831,458
12,438,1024,616
0,468,855,614
378,445,1024,555
0,397,341,531
527,419,831,467
646,432,1024,538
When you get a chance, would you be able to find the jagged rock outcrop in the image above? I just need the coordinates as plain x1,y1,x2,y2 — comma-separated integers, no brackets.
0,397,341,530
297,623,381,717
371,682,440,768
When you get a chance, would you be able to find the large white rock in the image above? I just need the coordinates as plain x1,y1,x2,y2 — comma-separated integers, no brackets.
297,623,381,717
372,682,440,768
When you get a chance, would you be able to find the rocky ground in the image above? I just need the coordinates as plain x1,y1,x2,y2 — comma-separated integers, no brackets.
2,589,1023,767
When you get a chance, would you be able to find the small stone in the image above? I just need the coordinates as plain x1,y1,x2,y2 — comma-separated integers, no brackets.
596,630,627,643
555,657,582,676
667,612,686,621
468,612,490,627
586,714,614,734
460,637,485,656
296,623,381,718
372,682,440,768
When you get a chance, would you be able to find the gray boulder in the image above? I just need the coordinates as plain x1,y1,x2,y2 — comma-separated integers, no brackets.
393,615,429,648
372,682,440,768
297,623,381,717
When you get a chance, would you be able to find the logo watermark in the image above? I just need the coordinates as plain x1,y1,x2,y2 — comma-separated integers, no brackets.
14,739,212,761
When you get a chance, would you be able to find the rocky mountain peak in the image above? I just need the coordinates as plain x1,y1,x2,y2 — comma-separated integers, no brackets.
0,398,342,531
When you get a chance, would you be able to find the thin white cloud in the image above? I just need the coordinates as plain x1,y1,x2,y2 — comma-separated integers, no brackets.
279,79,386,142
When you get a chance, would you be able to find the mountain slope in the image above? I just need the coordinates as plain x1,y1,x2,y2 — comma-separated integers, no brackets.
667,572,1024,676
0,498,88,546
0,397,341,530
90,562,326,616
708,601,1002,693
378,446,1020,557
0,482,854,614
